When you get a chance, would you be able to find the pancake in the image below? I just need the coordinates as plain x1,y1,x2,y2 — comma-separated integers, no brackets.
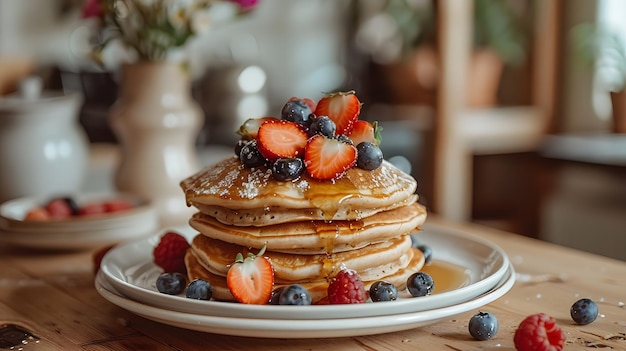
181,157,418,221
190,234,416,282
185,246,425,304
193,193,418,226
189,202,427,254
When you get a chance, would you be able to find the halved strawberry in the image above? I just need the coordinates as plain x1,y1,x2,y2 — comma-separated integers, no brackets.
256,119,308,162
236,117,278,139
347,120,382,146
304,134,357,180
226,246,275,304
314,91,361,135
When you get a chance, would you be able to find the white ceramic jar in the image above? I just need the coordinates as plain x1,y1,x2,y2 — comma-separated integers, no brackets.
0,78,89,203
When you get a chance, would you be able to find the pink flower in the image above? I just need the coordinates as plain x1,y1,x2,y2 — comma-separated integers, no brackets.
231,0,259,11
82,0,103,19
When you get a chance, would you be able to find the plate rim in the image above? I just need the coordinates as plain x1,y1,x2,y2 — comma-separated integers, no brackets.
95,264,515,338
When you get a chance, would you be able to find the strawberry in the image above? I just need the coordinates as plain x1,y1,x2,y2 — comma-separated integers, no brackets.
153,232,190,273
347,120,382,146
314,91,361,135
226,245,275,304
304,134,357,180
24,207,50,221
256,119,308,162
103,199,133,213
45,199,73,219
78,203,107,216
236,117,277,139
302,97,317,112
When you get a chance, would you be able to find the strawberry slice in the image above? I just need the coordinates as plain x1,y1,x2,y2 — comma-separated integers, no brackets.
347,120,382,146
304,134,357,180
226,246,275,304
256,119,308,162
314,91,361,135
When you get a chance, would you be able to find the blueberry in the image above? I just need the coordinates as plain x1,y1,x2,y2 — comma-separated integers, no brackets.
407,272,434,297
308,115,336,138
356,142,383,170
269,286,286,305
156,272,186,295
570,298,598,325
278,284,312,305
239,139,266,167
185,279,213,300
281,99,312,126
235,139,252,157
369,281,398,302
469,311,499,340
272,158,304,181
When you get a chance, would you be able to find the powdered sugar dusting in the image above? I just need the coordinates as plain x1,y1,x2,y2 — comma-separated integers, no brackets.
239,168,272,199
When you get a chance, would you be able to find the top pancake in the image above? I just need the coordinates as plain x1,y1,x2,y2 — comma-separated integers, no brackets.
180,157,418,221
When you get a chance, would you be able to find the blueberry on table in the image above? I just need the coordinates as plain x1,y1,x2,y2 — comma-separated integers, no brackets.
570,298,598,325
156,272,186,295
278,284,312,305
369,281,398,302
469,311,499,340
186,279,213,300
406,272,434,297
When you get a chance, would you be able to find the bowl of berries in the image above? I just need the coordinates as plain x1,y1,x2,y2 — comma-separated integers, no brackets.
0,193,158,250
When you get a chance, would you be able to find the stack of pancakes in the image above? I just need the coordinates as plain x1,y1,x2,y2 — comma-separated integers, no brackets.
180,157,427,303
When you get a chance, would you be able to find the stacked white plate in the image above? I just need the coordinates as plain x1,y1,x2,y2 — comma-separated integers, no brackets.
0,193,159,250
96,226,515,338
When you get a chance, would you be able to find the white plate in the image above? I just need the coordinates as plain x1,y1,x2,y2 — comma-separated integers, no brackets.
100,228,509,319
96,264,515,338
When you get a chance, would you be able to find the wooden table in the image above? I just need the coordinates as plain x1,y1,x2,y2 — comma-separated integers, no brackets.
1,216,625,350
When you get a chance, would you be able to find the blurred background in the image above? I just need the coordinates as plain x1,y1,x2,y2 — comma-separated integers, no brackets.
1,0,624,260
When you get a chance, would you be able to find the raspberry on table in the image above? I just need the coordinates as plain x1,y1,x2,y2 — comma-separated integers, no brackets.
514,313,566,351
153,232,190,273
327,268,367,304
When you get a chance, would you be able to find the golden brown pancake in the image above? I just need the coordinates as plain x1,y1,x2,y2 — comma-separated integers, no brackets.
190,234,415,282
180,157,418,222
189,202,426,254
192,194,418,227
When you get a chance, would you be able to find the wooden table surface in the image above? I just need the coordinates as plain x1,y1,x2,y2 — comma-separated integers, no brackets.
1,216,624,350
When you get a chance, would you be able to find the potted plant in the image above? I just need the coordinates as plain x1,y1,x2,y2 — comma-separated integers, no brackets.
571,22,626,133
356,0,528,107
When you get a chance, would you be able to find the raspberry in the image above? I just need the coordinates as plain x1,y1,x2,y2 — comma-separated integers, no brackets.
514,313,566,351
327,268,367,304
153,232,190,273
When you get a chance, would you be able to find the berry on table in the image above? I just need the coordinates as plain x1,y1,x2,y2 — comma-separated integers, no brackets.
278,284,312,305
272,158,304,181
570,298,598,325
514,313,566,351
356,141,383,170
153,231,190,273
156,272,187,295
407,272,434,297
369,281,398,302
186,279,213,300
468,311,499,340
327,267,367,304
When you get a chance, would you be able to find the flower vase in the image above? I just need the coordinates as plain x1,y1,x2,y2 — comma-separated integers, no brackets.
109,62,203,227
